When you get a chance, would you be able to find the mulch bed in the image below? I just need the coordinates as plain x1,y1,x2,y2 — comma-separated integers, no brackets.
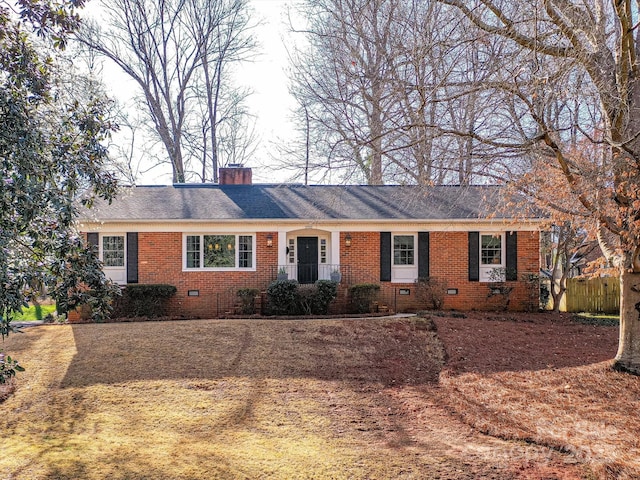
431,310,619,373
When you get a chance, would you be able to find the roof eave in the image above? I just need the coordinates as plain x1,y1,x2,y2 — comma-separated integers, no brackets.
78,217,547,224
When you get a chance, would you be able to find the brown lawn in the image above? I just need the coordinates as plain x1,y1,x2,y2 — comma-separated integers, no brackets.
0,312,634,479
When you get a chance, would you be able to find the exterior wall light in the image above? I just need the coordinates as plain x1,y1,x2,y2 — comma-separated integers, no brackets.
345,233,352,247
266,234,273,247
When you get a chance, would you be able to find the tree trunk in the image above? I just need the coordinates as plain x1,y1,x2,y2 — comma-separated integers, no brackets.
369,96,384,185
615,269,640,374
550,274,567,313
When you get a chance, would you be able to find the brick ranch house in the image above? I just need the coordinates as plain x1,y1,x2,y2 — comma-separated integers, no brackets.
77,167,543,317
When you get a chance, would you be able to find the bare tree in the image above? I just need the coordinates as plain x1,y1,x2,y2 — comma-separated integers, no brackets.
288,0,402,185
287,0,501,186
436,0,640,373
543,222,590,312
76,0,257,183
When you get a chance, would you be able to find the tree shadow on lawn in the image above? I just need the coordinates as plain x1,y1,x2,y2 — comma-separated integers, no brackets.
60,318,446,388
432,312,640,479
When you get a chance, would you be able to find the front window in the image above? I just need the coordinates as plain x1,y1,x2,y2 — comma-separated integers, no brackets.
186,235,200,268
103,236,124,267
394,235,415,265
204,235,235,267
481,234,502,265
185,234,254,270
238,235,252,268
480,233,505,282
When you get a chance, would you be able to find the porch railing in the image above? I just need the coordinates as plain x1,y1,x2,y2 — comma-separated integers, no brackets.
271,264,352,284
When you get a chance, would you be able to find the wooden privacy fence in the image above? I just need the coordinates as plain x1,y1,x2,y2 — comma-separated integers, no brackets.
563,277,620,313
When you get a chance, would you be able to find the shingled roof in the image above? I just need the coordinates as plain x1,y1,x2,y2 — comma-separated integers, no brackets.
82,184,535,222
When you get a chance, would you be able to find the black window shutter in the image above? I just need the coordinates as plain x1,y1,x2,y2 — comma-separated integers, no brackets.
418,232,430,278
506,231,517,281
380,232,391,282
468,232,479,282
87,232,99,249
127,232,139,284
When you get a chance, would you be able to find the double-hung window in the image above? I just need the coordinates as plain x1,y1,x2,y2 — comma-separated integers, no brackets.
392,234,417,282
480,233,505,281
184,234,254,270
394,235,415,265
102,235,125,267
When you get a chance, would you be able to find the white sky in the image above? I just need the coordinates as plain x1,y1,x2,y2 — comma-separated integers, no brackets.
92,0,298,185
237,0,297,183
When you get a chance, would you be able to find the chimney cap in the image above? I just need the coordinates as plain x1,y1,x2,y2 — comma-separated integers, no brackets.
227,163,244,168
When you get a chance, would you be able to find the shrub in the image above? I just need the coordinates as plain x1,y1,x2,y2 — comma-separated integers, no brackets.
266,280,299,315
313,280,338,314
267,280,338,316
487,283,513,311
520,273,541,312
237,288,260,315
297,284,316,315
296,280,338,315
111,284,177,318
0,351,24,384
415,277,447,309
349,283,380,314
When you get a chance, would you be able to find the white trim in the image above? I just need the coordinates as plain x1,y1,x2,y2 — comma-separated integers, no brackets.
479,232,506,282
99,233,127,285
391,233,418,283
79,218,543,234
282,233,334,281
278,230,288,265
330,231,340,268
181,233,257,272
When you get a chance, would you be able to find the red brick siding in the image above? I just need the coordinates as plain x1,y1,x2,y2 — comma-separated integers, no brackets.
84,228,539,318
137,232,278,318
340,231,380,283
341,230,540,313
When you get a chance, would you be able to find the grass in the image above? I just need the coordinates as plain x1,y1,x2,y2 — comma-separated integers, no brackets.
0,317,587,479
9,304,56,322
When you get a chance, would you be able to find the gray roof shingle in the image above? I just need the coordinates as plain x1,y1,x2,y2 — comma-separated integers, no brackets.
82,184,534,222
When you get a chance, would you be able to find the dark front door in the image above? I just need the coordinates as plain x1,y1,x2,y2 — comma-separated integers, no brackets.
297,237,318,284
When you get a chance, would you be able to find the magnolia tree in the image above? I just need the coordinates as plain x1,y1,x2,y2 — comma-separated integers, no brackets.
437,0,640,373
0,0,120,379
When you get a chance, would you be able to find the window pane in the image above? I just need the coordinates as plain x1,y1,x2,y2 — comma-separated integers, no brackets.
320,238,327,264
103,236,124,267
238,235,252,268
393,235,414,265
288,239,295,264
204,235,235,267
186,235,200,268
481,234,502,265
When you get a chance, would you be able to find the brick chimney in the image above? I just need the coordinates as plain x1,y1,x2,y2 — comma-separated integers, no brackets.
219,164,252,185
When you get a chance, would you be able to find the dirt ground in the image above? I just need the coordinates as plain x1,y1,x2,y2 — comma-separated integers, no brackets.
369,311,623,479
428,311,640,480
0,311,628,479
432,311,618,374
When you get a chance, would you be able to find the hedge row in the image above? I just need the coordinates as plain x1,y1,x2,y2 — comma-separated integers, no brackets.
111,284,177,318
